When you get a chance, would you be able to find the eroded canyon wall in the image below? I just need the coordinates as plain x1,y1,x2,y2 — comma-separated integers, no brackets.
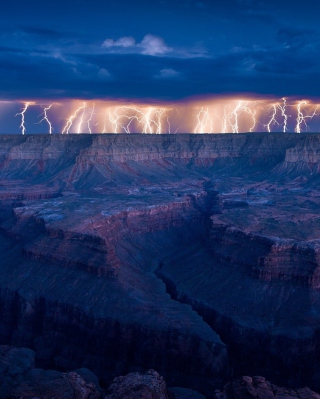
0,133,319,393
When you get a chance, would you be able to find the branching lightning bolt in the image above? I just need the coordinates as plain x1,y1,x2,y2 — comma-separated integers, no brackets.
242,102,257,132
265,104,280,133
214,101,258,133
221,106,229,133
108,106,172,134
173,109,181,134
38,104,54,134
87,103,95,134
277,98,289,133
194,108,213,133
15,102,32,135
108,108,120,133
62,102,86,134
108,107,134,133
228,102,244,133
295,100,318,133
77,104,87,134
102,109,108,133
8,97,320,135
166,115,171,134
143,107,171,134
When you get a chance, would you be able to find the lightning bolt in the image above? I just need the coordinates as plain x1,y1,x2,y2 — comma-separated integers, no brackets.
194,107,213,133
265,104,280,133
77,104,87,134
9,97,320,135
141,108,155,134
229,101,259,133
102,109,108,133
173,109,181,134
295,100,318,133
213,106,228,133
87,103,95,134
109,106,139,133
108,106,171,134
214,101,259,133
142,107,170,134
38,104,54,134
62,102,86,134
229,102,245,133
166,115,171,134
15,102,33,135
108,107,135,133
108,108,120,133
241,102,257,132
277,98,289,133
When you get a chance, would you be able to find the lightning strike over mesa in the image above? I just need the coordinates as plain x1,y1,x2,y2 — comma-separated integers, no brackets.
208,101,258,134
228,101,244,134
142,107,171,134
102,109,108,134
87,103,95,134
4,98,320,135
2,0,320,393
62,102,87,134
77,104,87,134
265,104,280,133
295,101,318,133
15,102,33,135
194,108,213,133
278,98,289,133
221,106,229,134
107,106,172,134
38,104,54,134
241,102,257,133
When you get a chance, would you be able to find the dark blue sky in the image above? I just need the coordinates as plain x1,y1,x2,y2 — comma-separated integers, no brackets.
1,0,320,101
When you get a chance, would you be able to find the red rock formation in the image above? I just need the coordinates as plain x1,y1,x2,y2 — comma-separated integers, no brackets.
209,224,320,288
105,370,170,399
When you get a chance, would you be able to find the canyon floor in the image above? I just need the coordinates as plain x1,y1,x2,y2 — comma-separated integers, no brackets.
0,133,320,397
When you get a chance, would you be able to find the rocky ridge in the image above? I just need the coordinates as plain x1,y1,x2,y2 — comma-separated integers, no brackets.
214,376,320,399
2,345,320,399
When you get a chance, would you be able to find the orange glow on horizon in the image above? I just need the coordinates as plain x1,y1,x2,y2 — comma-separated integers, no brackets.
5,97,320,134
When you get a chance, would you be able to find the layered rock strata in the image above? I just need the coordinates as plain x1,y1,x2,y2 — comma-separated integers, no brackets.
0,134,320,393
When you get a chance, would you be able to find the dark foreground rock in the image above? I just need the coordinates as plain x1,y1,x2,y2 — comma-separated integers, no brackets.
169,387,206,399
1,345,320,399
105,370,170,399
0,345,101,398
7,372,101,399
214,376,320,399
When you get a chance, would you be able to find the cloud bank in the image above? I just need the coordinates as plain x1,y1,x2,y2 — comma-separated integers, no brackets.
102,34,172,56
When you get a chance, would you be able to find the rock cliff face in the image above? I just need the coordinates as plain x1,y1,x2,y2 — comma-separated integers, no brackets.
0,133,320,394
209,225,320,287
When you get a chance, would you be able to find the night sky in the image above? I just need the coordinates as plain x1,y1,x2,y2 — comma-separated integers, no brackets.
1,0,320,102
